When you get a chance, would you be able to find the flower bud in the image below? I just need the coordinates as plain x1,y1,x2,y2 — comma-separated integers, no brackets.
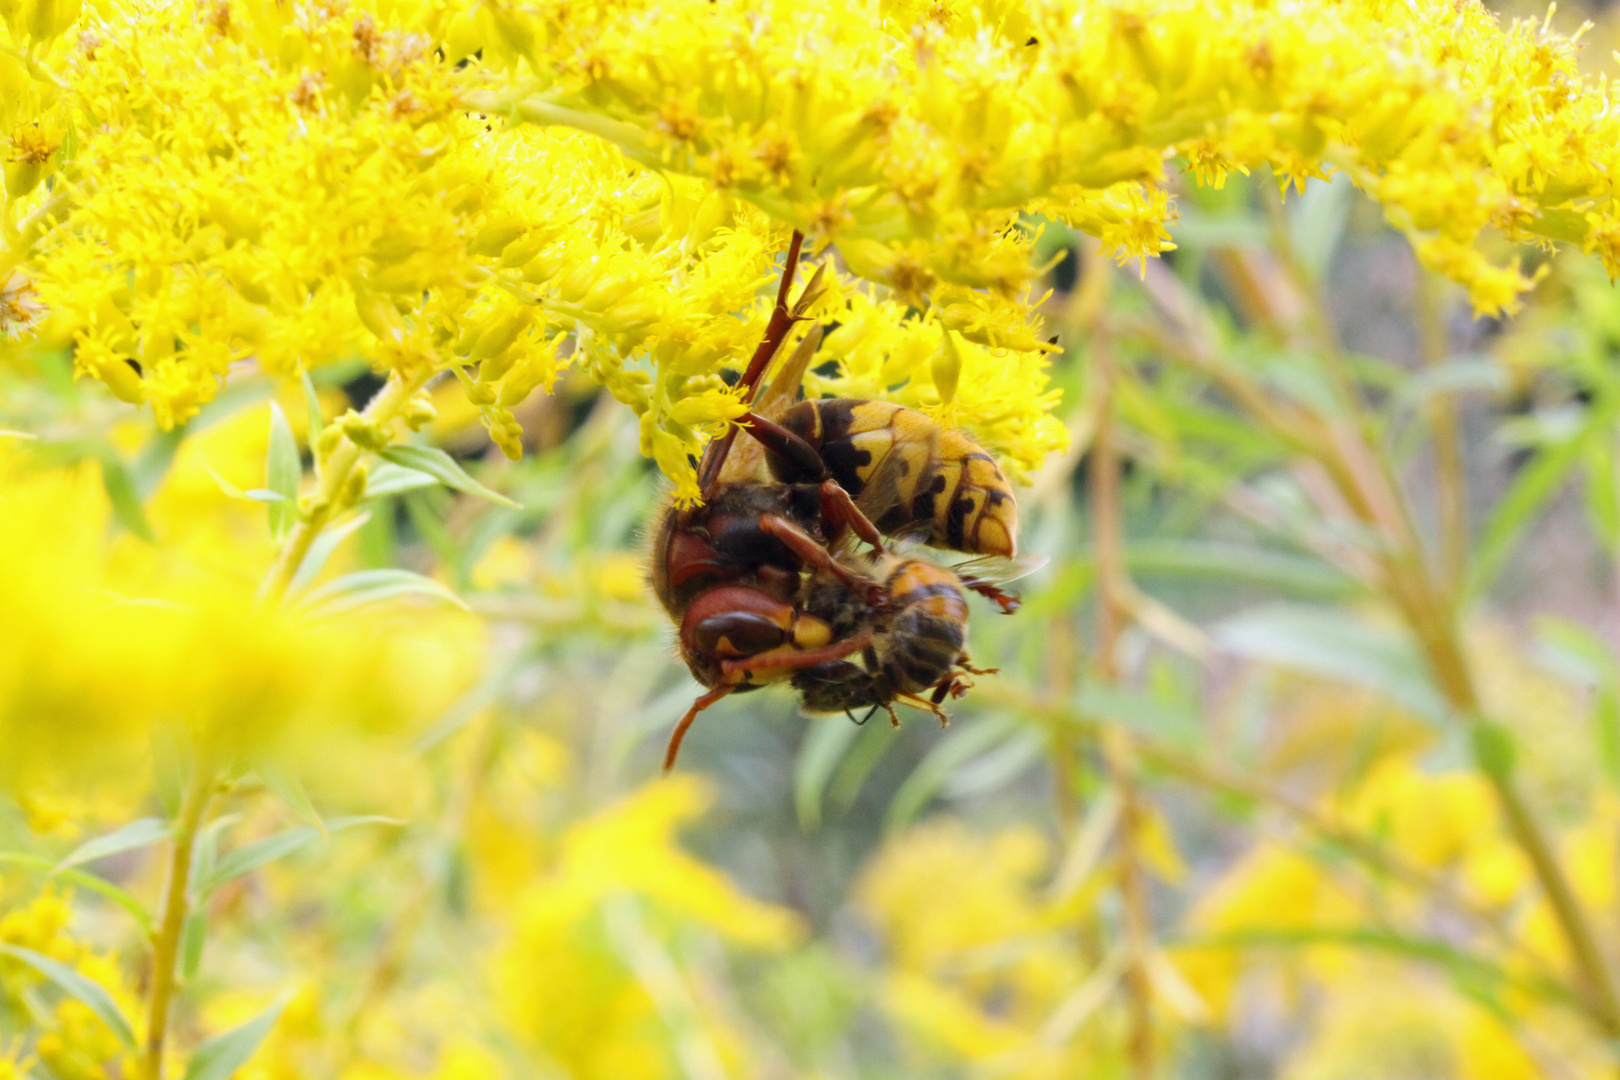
339,462,370,507
340,411,389,451
404,395,437,430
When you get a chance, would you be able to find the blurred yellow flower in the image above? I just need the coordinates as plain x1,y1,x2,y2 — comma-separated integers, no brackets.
0,449,480,783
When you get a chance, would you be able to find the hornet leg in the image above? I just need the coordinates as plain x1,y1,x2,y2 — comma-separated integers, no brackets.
665,684,733,772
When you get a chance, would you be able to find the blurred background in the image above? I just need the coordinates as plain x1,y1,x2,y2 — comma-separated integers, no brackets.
6,3,1620,1079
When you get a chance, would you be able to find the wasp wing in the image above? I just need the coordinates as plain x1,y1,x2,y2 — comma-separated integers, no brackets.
942,551,1049,586
849,426,943,538
718,314,824,486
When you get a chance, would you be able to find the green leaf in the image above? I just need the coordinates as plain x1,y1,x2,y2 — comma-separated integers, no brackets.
196,816,400,896
1072,682,1203,743
181,908,208,979
1117,539,1357,599
0,944,138,1049
1467,431,1586,602
886,716,1022,831
1582,436,1620,550
297,569,468,617
0,854,154,935
379,445,519,508
98,445,156,543
1217,605,1450,725
266,402,300,543
1290,172,1353,281
253,762,325,834
795,720,862,832
359,462,440,501
286,512,372,597
941,730,1047,798
181,990,294,1080
55,817,171,872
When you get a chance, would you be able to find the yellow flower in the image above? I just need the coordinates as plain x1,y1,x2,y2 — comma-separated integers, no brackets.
0,449,480,784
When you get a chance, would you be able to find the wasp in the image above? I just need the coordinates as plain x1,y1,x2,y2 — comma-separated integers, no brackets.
650,234,888,770
651,232,1032,769
790,549,1039,725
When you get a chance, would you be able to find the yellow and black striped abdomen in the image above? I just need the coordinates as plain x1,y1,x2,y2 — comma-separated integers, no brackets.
777,399,1018,557
882,559,969,694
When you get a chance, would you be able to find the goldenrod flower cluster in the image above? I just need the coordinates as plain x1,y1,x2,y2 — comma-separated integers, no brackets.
473,0,1620,319
12,0,1612,492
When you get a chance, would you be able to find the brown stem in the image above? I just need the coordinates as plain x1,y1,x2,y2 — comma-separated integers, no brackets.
1135,231,1620,1042
1415,269,1468,597
142,754,217,1080
1089,328,1156,1080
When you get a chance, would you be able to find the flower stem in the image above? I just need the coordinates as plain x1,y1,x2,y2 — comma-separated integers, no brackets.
1415,268,1468,596
143,753,217,1080
258,368,427,604
1087,306,1157,1080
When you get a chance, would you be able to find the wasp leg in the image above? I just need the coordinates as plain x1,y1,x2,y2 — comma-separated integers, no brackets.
757,514,886,608
665,684,734,772
895,690,951,725
697,232,806,499
720,627,875,676
959,578,1021,614
817,479,887,556
958,659,999,677
738,410,829,483
847,704,882,727
883,703,903,727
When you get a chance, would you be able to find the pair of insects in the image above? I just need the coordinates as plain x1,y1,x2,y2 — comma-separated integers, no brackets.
649,233,1035,770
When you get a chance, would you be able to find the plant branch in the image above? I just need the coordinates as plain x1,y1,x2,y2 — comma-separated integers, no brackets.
1415,268,1468,596
1087,307,1157,1080
142,751,218,1080
258,368,430,604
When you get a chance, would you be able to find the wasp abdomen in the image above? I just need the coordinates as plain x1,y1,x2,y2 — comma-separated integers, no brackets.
884,561,969,693
775,399,1018,558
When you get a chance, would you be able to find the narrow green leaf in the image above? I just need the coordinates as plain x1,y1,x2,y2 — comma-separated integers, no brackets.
266,402,300,542
1072,682,1203,743
358,462,439,501
55,818,171,873
181,990,294,1080
196,816,400,896
0,854,154,935
1290,172,1353,281
379,445,520,508
286,512,372,597
941,730,1047,798
1467,433,1585,602
795,720,862,833
180,908,208,978
1217,605,1450,725
296,569,468,617
202,463,249,500
0,944,138,1049
1582,437,1620,550
253,762,325,835
98,445,156,543
886,717,1021,831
